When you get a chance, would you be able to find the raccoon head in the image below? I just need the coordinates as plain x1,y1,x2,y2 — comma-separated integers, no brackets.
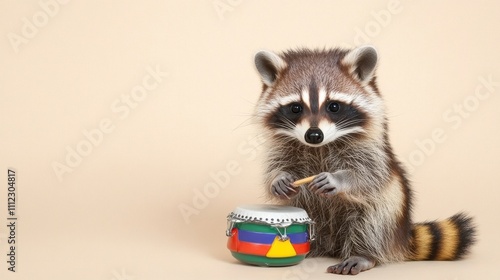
254,45,385,147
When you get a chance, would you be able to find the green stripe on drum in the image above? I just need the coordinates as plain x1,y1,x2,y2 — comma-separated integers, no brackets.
231,252,305,267
236,223,307,234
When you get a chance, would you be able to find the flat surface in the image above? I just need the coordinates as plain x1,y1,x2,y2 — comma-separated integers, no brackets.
1,1,500,279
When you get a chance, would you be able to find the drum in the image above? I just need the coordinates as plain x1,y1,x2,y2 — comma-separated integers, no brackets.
226,204,315,267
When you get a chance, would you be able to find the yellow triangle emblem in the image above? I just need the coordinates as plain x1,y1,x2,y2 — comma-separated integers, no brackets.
266,236,297,258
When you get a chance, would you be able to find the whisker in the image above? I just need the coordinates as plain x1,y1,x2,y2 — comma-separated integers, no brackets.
232,115,259,132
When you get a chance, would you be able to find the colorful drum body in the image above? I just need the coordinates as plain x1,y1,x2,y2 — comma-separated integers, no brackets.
226,204,315,267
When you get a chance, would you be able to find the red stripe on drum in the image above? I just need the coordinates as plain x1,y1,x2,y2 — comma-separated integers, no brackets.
227,228,239,252
292,242,310,255
236,241,271,256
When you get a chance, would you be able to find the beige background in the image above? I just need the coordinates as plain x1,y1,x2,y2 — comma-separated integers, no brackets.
1,1,499,279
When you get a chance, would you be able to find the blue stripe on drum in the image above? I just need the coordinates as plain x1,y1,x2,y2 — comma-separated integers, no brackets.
238,229,309,244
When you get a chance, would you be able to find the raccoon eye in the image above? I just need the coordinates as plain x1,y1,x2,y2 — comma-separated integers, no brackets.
290,103,303,114
327,102,340,113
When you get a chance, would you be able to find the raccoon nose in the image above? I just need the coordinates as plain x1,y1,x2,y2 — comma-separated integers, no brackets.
305,127,324,144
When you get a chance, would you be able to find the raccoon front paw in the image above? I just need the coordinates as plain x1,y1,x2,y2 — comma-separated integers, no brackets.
308,172,343,196
270,172,297,199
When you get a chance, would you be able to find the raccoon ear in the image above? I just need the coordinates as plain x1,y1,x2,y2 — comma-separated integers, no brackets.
254,50,287,87
341,45,378,84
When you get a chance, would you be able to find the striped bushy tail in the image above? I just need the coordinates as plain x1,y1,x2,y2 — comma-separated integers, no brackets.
410,213,476,261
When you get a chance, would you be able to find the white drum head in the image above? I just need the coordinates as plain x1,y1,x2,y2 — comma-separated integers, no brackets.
228,204,312,225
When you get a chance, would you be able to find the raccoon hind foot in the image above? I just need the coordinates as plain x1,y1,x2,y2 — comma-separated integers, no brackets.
326,256,375,275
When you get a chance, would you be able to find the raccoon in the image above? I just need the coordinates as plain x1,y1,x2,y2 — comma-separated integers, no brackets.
253,45,476,275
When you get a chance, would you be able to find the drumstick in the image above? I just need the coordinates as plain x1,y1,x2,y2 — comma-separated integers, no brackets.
292,175,316,187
